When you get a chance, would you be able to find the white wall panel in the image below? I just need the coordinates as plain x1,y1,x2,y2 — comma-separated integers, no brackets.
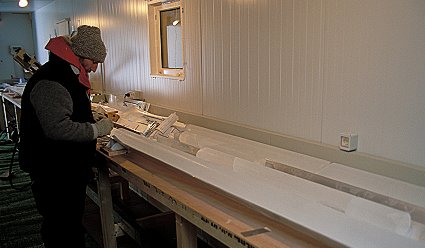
97,0,148,95
201,0,324,141
33,2,61,63
321,0,425,166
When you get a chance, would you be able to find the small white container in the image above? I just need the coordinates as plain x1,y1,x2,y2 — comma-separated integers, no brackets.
340,133,358,152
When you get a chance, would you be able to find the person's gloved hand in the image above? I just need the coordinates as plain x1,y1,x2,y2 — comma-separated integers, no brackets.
93,111,107,121
95,118,114,137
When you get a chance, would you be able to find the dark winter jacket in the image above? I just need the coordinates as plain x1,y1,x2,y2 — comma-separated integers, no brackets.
19,53,96,182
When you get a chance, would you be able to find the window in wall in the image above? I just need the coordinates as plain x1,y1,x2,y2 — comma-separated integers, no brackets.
148,0,184,80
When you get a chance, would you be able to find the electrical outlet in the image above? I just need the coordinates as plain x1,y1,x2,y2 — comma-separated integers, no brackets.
340,133,358,152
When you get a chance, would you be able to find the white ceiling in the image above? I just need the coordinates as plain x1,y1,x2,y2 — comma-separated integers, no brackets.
0,0,53,13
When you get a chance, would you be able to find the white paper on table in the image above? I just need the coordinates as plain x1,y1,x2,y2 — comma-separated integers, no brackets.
179,131,224,148
345,196,411,236
196,147,236,168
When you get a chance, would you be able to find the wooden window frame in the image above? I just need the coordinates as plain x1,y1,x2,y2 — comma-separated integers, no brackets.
148,0,185,80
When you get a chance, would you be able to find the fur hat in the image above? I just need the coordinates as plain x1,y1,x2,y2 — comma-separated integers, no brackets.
70,25,107,63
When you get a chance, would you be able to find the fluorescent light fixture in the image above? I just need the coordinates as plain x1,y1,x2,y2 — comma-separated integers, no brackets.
18,0,28,8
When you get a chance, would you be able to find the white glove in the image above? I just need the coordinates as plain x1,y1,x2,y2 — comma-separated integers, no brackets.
94,118,114,137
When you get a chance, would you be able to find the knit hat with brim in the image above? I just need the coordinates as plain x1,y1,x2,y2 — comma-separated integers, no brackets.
70,25,107,63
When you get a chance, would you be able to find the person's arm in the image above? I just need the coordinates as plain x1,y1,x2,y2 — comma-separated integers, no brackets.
30,80,95,142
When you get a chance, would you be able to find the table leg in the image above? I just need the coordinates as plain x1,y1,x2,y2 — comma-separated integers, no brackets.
176,214,197,248
13,105,19,135
1,96,10,140
97,164,117,248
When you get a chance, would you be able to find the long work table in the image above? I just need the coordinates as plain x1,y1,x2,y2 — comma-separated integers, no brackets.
91,102,425,248
95,146,334,248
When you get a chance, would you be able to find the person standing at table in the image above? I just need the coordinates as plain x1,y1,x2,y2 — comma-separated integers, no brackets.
19,25,114,248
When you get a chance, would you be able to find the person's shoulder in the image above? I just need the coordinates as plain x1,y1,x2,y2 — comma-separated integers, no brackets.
32,80,68,96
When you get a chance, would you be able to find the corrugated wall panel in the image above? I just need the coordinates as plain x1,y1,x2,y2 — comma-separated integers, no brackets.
98,0,148,95
280,0,294,136
201,0,324,141
267,0,284,132
321,0,425,165
181,0,202,114
33,5,57,63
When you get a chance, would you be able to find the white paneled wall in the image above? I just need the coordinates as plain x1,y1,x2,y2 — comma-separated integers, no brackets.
201,0,324,141
98,0,150,94
321,0,425,166
201,0,425,167
32,0,425,168
33,2,58,63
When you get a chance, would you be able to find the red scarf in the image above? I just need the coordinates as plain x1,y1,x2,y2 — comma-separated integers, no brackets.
45,37,91,89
